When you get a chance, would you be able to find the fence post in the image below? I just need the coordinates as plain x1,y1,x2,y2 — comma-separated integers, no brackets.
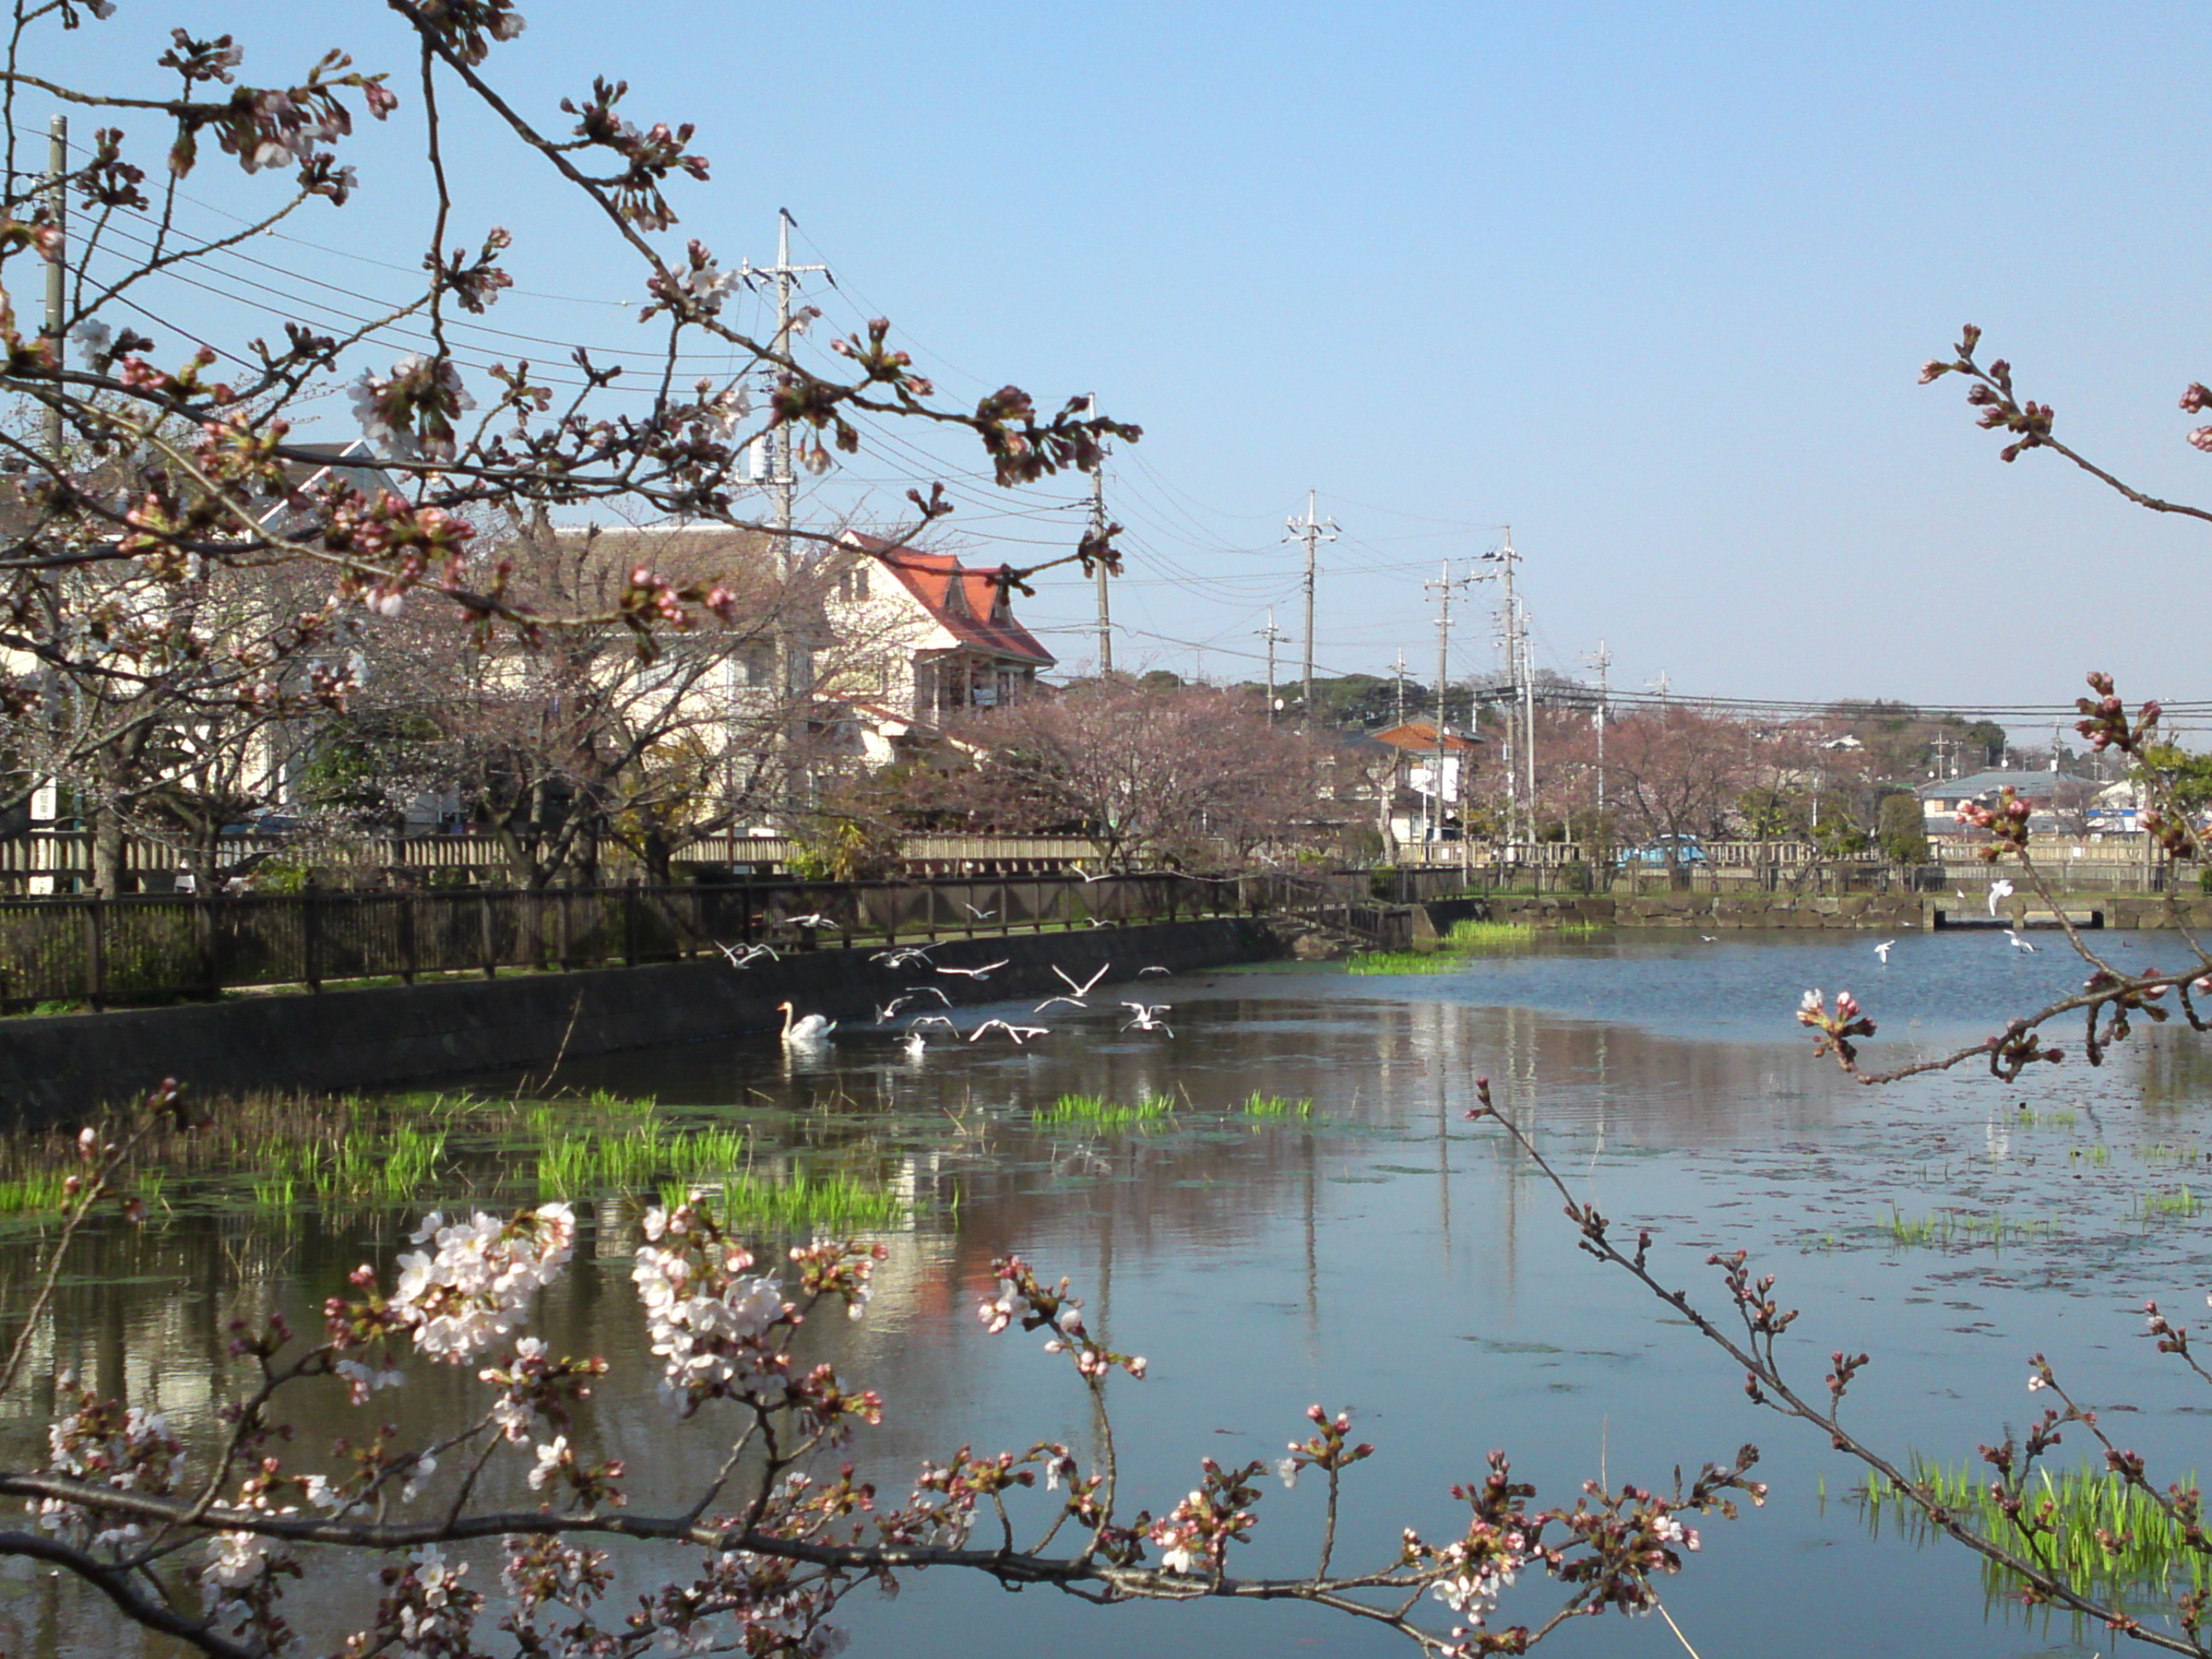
480,891,497,979
300,883,321,993
622,880,639,967
999,879,1010,937
556,887,573,970
83,896,104,1010
399,889,418,986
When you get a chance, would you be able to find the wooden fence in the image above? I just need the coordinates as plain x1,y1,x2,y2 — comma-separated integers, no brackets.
0,830,1108,891
0,866,1434,1010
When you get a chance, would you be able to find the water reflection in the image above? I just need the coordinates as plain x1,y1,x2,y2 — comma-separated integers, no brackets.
11,941,2209,1659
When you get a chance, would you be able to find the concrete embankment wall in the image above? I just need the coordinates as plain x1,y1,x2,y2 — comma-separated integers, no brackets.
0,918,1278,1125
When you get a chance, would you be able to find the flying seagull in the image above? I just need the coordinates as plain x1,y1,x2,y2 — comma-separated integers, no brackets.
937,960,1010,980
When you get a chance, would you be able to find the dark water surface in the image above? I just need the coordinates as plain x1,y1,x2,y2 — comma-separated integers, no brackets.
13,928,2212,1658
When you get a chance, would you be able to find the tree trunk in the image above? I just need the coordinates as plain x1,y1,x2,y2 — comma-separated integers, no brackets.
91,807,127,897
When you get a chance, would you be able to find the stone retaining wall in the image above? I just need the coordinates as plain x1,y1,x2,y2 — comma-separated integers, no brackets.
1479,894,1933,929
0,918,1277,1125
1478,892,2212,931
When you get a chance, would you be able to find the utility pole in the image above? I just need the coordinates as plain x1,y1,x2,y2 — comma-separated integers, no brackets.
1583,640,1611,825
1477,529,1524,846
1424,562,1473,847
1390,649,1408,729
740,210,829,824
1284,491,1337,726
739,209,830,586
1089,394,1113,675
42,116,65,460
1256,609,1286,723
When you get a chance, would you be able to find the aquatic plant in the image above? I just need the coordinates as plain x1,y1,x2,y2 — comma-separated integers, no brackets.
0,1170,70,1215
1882,1206,2056,1250
668,1168,905,1235
1238,1091,1314,1119
2137,1185,2199,1220
1033,1091,1179,1129
1348,918,1602,973
1860,1462,2212,1599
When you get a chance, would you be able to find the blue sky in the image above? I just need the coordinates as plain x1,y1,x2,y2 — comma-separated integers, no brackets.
25,3,2212,725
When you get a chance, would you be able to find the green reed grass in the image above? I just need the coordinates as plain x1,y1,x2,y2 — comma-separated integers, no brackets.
535,1121,750,1200
1860,1461,2212,1598
1883,1206,2056,1250
1348,918,1601,974
2011,1105,2079,1129
1238,1091,1313,1119
0,1170,71,1214
2139,1185,2199,1220
2144,1143,2206,1167
1033,1091,1179,1129
663,1169,905,1235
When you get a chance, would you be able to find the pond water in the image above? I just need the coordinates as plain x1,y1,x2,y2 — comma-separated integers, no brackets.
10,928,2212,1659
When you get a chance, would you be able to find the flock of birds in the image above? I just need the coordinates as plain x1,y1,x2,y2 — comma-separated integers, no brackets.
737,934,1176,1054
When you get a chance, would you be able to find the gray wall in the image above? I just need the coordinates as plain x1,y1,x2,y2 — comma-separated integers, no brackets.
0,920,1277,1126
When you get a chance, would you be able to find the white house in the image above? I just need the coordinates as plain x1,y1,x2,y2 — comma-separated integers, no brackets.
823,531,1057,764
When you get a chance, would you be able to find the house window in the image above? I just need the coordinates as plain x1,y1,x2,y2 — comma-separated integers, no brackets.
741,643,775,687
837,566,870,602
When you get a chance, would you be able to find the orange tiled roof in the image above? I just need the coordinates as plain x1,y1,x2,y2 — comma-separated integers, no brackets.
842,532,1056,667
1372,720,1484,754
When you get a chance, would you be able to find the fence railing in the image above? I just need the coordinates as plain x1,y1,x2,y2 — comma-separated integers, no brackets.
0,830,1107,890
0,868,1398,1010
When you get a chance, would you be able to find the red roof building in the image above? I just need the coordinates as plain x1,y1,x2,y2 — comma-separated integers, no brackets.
828,533,1055,754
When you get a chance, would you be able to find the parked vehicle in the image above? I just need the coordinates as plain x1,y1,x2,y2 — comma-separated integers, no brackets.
1625,835,1708,865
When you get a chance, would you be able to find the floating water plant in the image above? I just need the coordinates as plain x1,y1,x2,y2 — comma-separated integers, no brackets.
664,1169,905,1235
1882,1206,2056,1250
2138,1185,2199,1220
1859,1461,2212,1599
536,1122,749,1199
1033,1091,1179,1129
1238,1091,1313,1119
1348,918,1600,974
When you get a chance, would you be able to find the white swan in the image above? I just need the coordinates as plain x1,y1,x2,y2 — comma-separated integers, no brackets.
777,1001,836,1045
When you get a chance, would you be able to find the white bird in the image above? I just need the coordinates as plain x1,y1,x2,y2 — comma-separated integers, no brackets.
903,1028,928,1060
969,1019,1050,1045
1874,940,1896,963
1033,995,1089,1014
1053,963,1112,996
907,1014,958,1037
1138,965,1172,977
871,944,936,969
1699,934,1719,943
2005,929,2039,953
1987,880,2015,918
902,985,952,1006
716,941,778,968
1121,1002,1174,1034
787,912,834,929
875,996,913,1023
777,1001,835,1045
937,959,1010,980
963,903,997,921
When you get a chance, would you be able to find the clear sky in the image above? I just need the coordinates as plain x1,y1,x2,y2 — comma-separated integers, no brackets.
22,3,2212,726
